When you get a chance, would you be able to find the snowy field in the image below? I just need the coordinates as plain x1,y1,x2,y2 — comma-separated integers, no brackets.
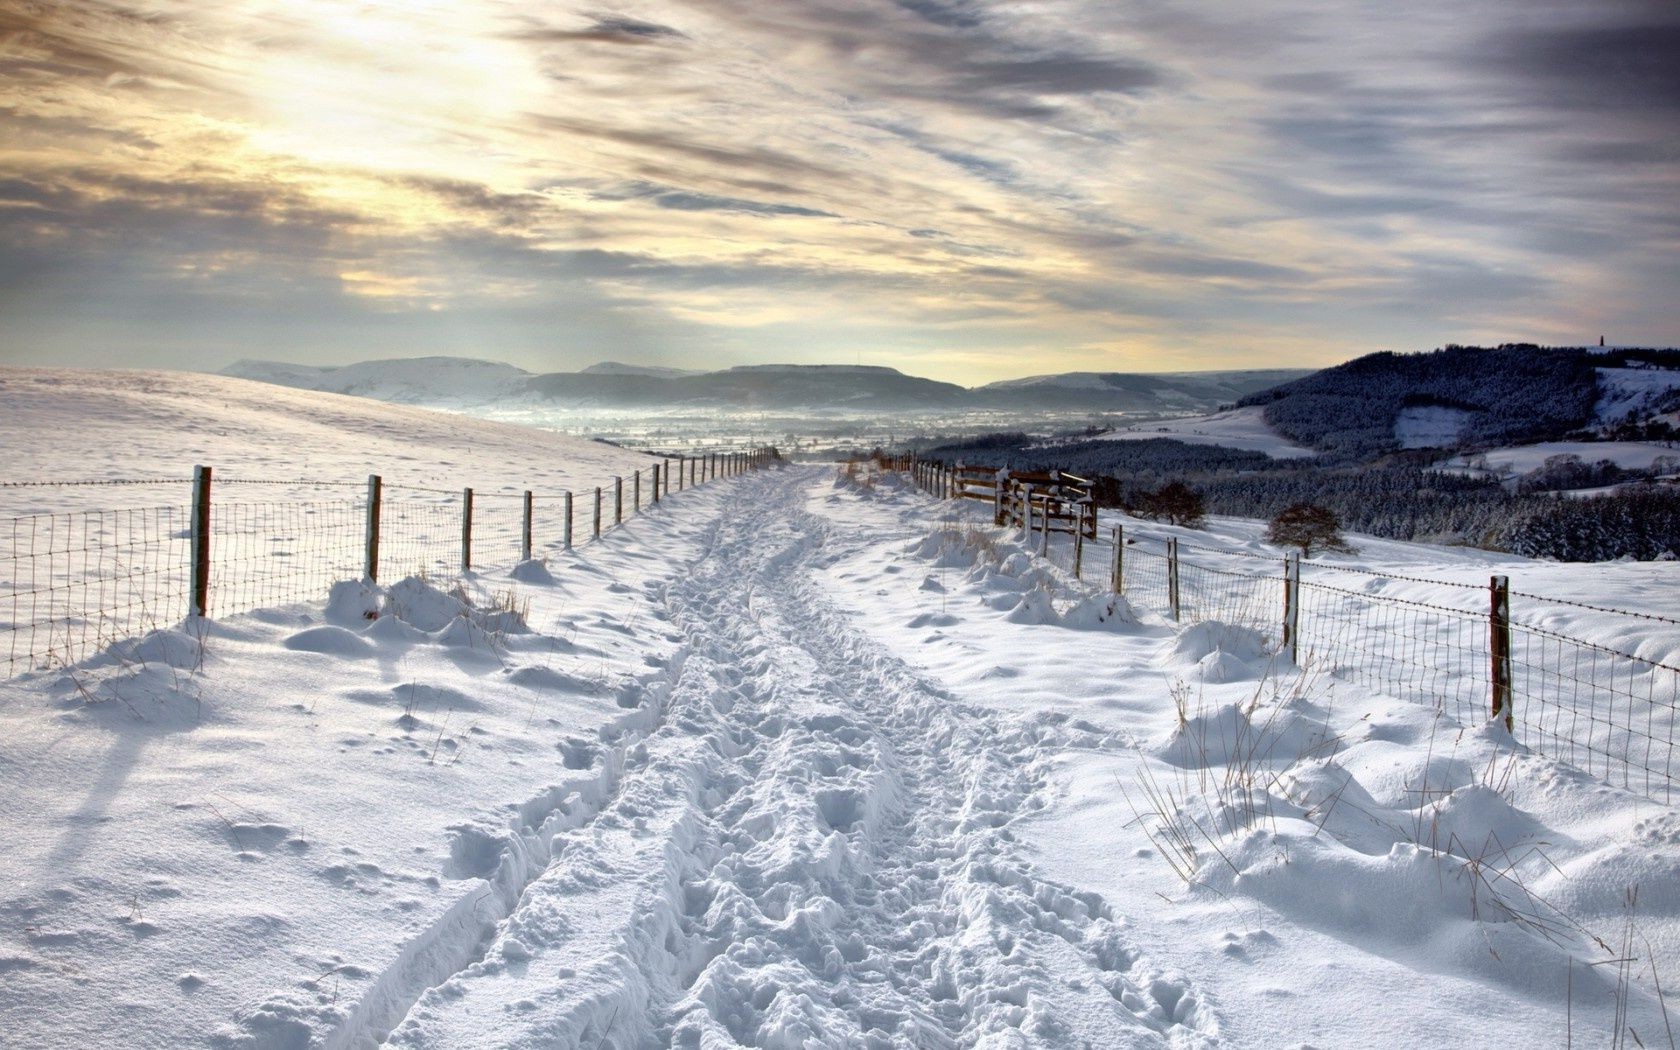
0,368,661,516
3,446,1678,1047
1096,406,1316,459
1437,440,1680,480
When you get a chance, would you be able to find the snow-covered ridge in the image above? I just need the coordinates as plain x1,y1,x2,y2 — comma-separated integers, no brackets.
1097,404,1316,459
222,356,533,407
579,361,705,378
1596,365,1680,425
0,366,654,513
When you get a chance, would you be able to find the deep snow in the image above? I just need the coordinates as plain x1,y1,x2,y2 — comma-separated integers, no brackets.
2,458,1677,1048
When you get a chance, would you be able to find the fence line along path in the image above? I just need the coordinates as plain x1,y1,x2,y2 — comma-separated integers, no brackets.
901,453,1680,807
1,450,779,679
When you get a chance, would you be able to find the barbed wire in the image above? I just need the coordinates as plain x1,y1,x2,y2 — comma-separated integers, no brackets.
1508,590,1680,627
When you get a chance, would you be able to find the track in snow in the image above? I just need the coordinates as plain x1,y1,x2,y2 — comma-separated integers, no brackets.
374,467,1213,1048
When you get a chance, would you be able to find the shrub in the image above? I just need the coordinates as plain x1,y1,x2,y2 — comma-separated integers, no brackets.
1135,481,1207,528
1267,503,1353,556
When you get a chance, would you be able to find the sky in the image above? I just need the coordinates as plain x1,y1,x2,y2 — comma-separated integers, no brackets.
1,0,1676,385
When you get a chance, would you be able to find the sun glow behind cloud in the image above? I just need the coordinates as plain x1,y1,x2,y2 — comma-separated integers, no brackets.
1,0,1675,381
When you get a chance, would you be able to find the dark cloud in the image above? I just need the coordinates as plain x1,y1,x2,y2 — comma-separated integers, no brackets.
505,13,688,46
891,0,986,30
1490,19,1680,116
586,180,836,217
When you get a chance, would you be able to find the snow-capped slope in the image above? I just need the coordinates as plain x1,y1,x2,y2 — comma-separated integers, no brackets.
968,368,1311,411
1097,404,1317,458
1596,366,1680,425
0,367,654,515
221,357,533,407
1438,440,1680,479
579,361,706,378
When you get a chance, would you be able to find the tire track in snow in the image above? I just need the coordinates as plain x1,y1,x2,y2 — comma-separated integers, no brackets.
382,467,1215,1048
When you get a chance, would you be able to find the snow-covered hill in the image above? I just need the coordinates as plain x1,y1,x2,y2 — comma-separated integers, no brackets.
1097,404,1317,458
970,368,1310,410
2,463,1675,1047
579,361,706,379
0,367,654,515
222,356,534,408
1596,365,1680,425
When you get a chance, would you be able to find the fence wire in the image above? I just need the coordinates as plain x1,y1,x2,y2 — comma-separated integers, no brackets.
1510,624,1679,803
2,455,768,681
3,506,190,676
906,462,1680,805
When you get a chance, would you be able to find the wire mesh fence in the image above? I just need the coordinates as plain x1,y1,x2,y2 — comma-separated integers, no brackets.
1,453,772,680
905,459,1680,805
3,506,191,676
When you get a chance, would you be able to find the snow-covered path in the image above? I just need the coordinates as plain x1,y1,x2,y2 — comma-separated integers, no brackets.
381,468,1208,1048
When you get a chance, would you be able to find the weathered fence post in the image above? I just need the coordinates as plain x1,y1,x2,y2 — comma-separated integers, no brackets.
1283,553,1301,663
1038,497,1050,557
1110,524,1123,594
593,487,602,539
190,465,212,617
1490,575,1514,730
633,471,641,514
1073,516,1085,578
521,490,534,562
1167,537,1181,622
652,463,661,503
563,491,573,549
461,487,474,572
690,457,698,487
614,476,623,525
364,474,382,584
677,458,685,492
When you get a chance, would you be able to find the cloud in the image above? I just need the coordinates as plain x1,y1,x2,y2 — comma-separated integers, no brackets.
504,13,689,46
0,0,1676,379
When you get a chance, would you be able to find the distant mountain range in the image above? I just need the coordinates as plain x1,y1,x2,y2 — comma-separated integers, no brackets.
220,357,1310,415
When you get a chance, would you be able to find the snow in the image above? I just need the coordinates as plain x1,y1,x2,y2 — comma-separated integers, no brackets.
1439,440,1680,480
3,384,1678,1047
1596,366,1680,424
578,361,705,378
1393,404,1473,448
221,358,533,408
1097,405,1317,459
0,367,655,516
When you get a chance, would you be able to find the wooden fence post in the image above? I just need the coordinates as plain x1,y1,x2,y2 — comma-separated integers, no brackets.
614,476,623,525
1073,517,1084,578
1283,553,1300,663
190,465,212,617
521,490,533,562
690,457,697,487
563,491,573,549
1490,575,1514,730
1167,537,1181,622
678,458,685,492
1038,497,1050,556
461,487,474,572
593,487,602,539
633,471,641,514
1110,524,1123,594
364,474,382,584
652,464,661,503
